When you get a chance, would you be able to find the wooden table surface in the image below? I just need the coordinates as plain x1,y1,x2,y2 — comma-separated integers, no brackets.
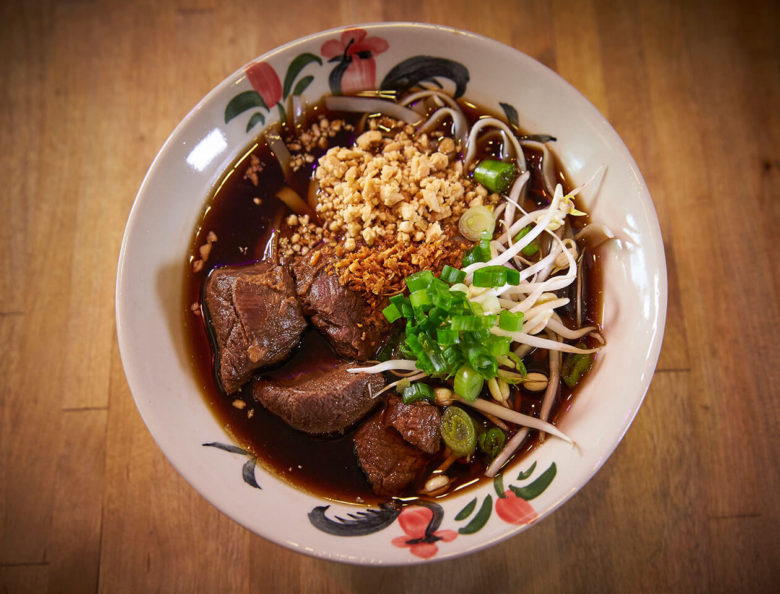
1,0,778,592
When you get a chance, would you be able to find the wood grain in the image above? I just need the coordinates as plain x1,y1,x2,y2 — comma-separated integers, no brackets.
1,0,777,592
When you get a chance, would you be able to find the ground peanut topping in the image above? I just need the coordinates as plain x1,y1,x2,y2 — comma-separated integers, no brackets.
313,123,496,251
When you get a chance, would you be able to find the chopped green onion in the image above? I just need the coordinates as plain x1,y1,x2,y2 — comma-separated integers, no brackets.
409,289,432,310
428,281,454,310
459,205,496,241
382,303,402,323
466,346,498,379
389,294,409,309
561,349,595,388
462,238,492,267
478,428,506,459
474,159,517,194
440,265,466,284
469,301,485,316
512,226,540,257
402,382,435,404
436,328,459,346
498,310,524,332
420,306,448,332
505,268,520,285
454,363,484,401
440,406,478,457
451,314,496,331
418,332,448,375
486,335,512,358
405,270,435,292
442,345,463,370
473,266,508,287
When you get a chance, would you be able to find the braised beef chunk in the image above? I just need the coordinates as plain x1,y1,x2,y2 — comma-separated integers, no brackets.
353,413,431,496
204,261,306,394
289,248,386,360
252,362,385,435
383,395,442,455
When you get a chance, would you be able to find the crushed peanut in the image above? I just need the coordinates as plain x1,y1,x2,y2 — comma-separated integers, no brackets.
312,123,497,249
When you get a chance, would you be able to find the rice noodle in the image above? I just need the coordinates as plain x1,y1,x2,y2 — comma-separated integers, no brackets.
417,107,468,145
266,132,292,178
520,139,557,196
463,117,527,171
275,186,309,215
398,89,461,110
325,96,421,124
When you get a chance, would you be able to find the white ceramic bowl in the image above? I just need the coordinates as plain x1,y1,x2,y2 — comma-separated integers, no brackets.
116,23,666,565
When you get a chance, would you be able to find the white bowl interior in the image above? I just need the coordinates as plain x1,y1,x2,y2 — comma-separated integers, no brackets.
116,23,666,565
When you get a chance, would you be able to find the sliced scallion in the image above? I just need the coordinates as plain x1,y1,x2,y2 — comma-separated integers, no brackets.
405,269,435,292
513,226,540,257
440,265,466,284
402,382,435,404
473,266,508,287
499,310,524,332
459,205,496,241
454,363,484,401
440,406,478,457
382,303,402,323
474,159,517,194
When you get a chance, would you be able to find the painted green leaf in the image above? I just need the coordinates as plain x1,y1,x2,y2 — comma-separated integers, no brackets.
225,90,267,124
308,503,400,536
283,52,322,99
381,56,470,98
328,59,351,95
292,75,314,96
458,495,492,535
202,441,248,455
245,111,265,132
517,461,537,481
276,102,287,125
241,458,261,489
510,462,557,500
455,497,477,521
499,102,519,128
493,474,507,498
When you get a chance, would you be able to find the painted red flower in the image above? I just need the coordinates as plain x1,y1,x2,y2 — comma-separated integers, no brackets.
246,61,282,108
391,506,457,559
321,28,389,94
495,491,538,525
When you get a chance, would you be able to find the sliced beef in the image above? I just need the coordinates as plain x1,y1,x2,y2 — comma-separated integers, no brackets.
383,395,442,455
204,261,306,394
289,248,386,360
353,412,431,497
252,362,385,435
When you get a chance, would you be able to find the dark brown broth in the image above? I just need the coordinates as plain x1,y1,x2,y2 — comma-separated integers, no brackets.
183,98,603,504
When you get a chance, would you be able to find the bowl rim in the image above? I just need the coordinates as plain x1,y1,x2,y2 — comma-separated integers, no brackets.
116,21,667,565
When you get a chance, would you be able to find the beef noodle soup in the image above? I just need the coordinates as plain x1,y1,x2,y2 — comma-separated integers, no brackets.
184,90,605,504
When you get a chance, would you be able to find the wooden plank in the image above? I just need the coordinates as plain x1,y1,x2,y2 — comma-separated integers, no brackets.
0,565,50,594
46,409,107,594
